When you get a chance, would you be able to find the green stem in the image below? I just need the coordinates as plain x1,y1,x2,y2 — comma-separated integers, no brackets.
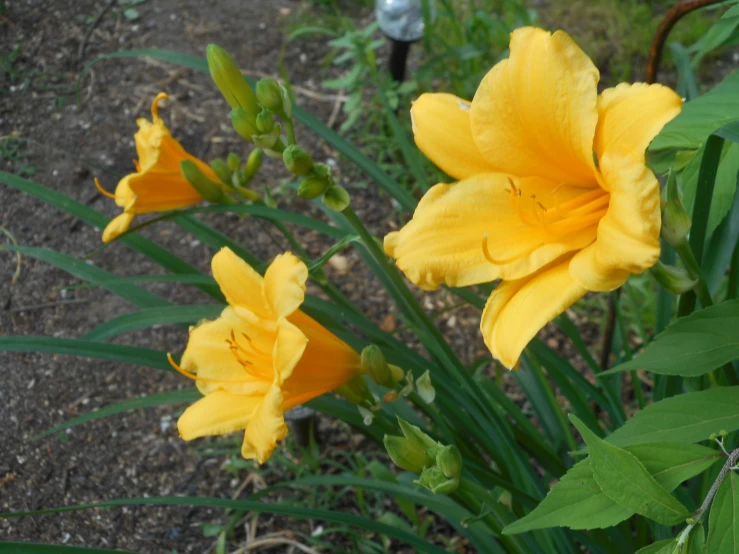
284,119,297,146
675,240,714,308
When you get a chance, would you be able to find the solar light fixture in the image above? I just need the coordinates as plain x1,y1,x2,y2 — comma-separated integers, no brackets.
375,0,436,81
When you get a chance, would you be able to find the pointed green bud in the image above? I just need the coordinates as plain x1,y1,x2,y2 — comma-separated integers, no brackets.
415,466,459,494
335,375,372,405
384,435,426,473
297,177,329,199
311,163,333,182
256,78,291,117
243,149,263,182
253,127,282,150
415,370,435,403
398,418,440,457
388,364,405,383
661,171,692,248
361,345,392,386
283,145,314,176
436,445,462,479
180,160,230,204
206,45,259,118
323,185,350,212
231,108,258,141
650,261,697,294
226,153,241,172
210,158,232,184
256,110,274,133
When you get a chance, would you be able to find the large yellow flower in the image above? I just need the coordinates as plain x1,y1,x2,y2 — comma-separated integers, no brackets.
171,247,361,463
384,27,682,369
96,92,217,243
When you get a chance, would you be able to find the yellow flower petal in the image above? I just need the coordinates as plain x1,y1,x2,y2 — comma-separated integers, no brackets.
595,82,682,167
263,252,308,318
285,310,361,395
126,170,203,213
569,153,661,291
180,306,273,395
273,318,308,385
470,27,599,186
384,174,598,290
410,93,496,180
102,212,135,243
242,383,287,463
211,248,271,319
480,256,587,369
178,389,261,440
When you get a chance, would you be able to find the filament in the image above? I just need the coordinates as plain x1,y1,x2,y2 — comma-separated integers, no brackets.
94,178,116,199
167,352,251,384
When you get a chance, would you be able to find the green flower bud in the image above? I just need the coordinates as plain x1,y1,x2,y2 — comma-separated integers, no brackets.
388,364,405,383
361,345,392,386
283,145,314,176
398,418,440,456
311,163,333,182
227,153,241,172
415,370,435,403
436,445,462,479
210,158,232,184
661,171,691,248
649,261,697,294
297,177,330,200
206,45,259,118
243,149,263,182
231,108,258,141
415,466,459,495
323,185,350,212
180,160,230,204
384,436,429,473
256,78,290,117
253,126,282,150
256,110,275,133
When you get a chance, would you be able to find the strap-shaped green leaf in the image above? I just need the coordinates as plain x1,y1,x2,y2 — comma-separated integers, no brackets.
571,416,691,526
707,471,739,554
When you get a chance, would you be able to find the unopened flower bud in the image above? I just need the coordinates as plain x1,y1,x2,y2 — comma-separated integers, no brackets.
297,177,329,200
650,261,697,294
283,145,314,176
388,364,404,383
361,345,392,386
384,435,428,473
256,78,290,117
253,126,282,150
180,160,231,204
227,153,241,173
256,110,274,133
436,445,462,479
415,466,459,495
210,158,232,184
398,418,440,456
661,171,691,248
207,45,259,118
231,108,258,141
243,149,263,182
311,163,332,181
323,185,350,212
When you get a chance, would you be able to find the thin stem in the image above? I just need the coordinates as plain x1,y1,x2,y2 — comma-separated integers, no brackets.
677,447,739,546
284,119,297,146
675,240,714,308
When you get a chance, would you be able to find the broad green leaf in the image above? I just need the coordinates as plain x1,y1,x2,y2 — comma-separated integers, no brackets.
571,416,690,526
0,337,173,371
649,71,739,166
707,471,739,554
0,543,134,554
688,525,707,554
635,539,677,554
0,497,449,554
604,299,739,377
693,4,739,67
608,386,739,446
503,442,719,534
32,389,200,440
83,304,223,341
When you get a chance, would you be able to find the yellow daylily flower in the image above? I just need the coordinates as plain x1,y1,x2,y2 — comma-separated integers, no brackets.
95,92,217,243
385,27,682,369
170,247,361,463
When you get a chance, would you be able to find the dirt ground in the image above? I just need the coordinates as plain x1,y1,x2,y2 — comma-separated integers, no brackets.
0,1,497,552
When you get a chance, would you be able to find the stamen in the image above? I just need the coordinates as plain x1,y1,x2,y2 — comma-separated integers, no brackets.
94,178,116,199
482,234,542,266
167,353,251,384
151,92,169,120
